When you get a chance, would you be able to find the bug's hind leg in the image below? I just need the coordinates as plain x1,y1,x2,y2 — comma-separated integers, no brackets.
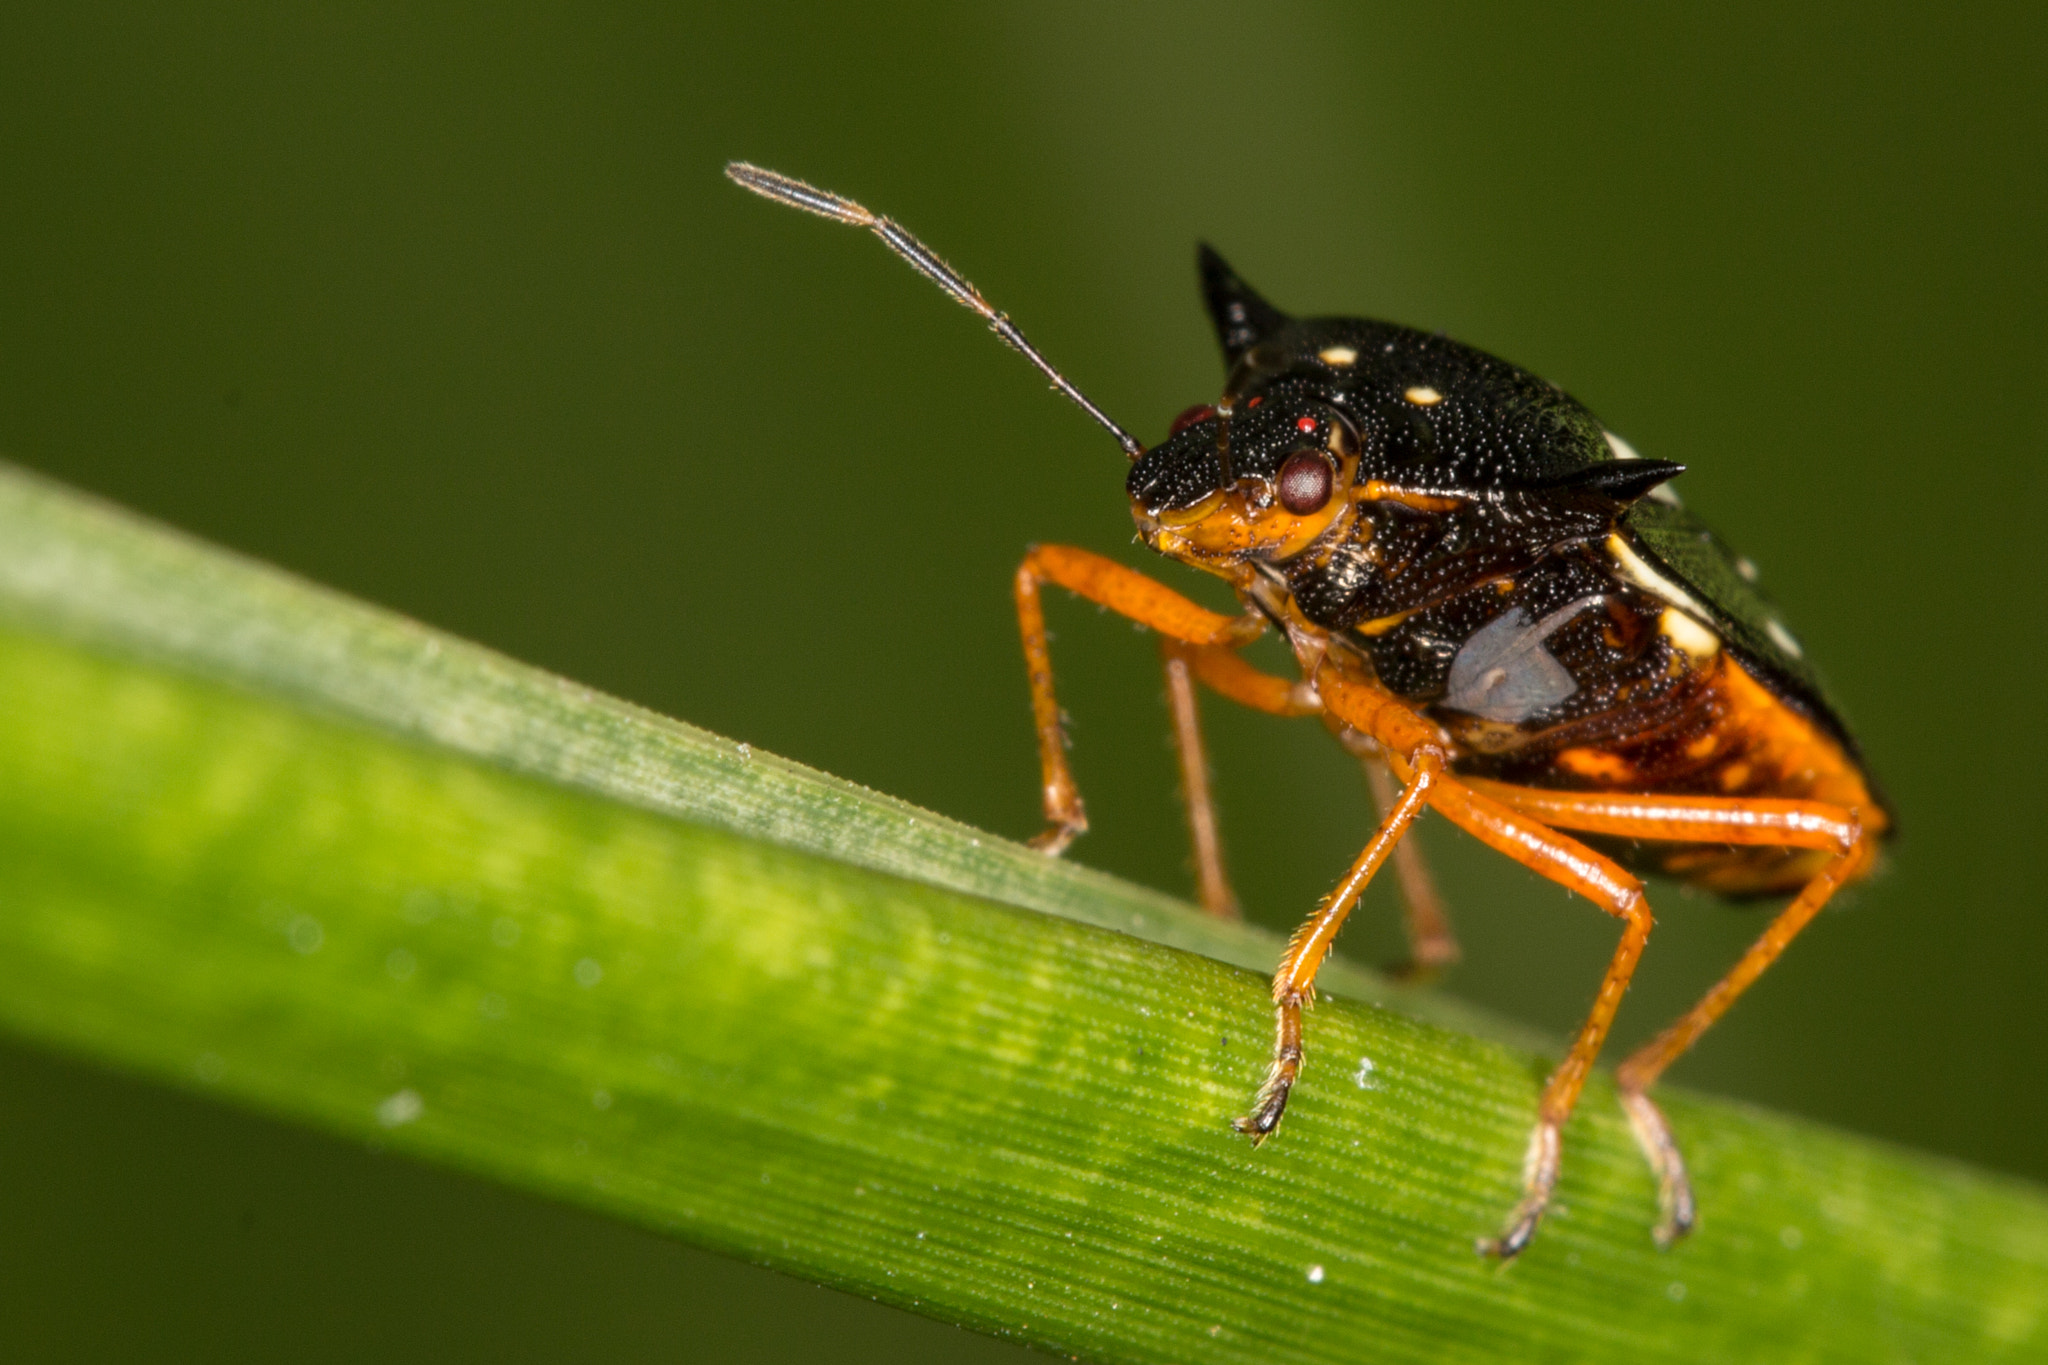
1463,780,1879,1248
1233,753,1439,1140
1614,837,1876,1244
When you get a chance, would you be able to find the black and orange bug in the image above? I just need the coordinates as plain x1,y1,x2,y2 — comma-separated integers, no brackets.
725,163,1892,1259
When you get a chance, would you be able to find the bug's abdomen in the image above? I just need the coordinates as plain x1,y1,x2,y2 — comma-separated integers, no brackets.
1356,547,1887,896
1521,654,1886,895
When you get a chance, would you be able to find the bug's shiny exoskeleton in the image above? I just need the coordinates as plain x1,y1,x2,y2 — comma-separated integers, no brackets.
727,163,1891,1260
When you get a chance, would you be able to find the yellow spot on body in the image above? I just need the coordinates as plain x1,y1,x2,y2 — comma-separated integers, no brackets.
1352,608,1416,636
1719,762,1754,791
1319,345,1358,366
1659,607,1722,661
1403,385,1443,406
1609,534,1717,623
1685,731,1722,760
1558,747,1634,782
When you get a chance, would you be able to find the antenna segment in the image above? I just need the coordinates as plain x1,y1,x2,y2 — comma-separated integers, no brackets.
726,162,1144,459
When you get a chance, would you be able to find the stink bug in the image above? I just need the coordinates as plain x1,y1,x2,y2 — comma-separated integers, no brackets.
726,163,1891,1259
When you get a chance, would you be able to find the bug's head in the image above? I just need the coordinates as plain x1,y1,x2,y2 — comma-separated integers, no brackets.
1127,393,1360,568
1130,245,1687,574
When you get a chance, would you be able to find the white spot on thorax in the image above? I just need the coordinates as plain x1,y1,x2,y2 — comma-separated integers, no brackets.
1318,345,1357,366
1764,617,1805,658
1306,1264,1326,1284
1403,385,1443,406
1734,556,1760,582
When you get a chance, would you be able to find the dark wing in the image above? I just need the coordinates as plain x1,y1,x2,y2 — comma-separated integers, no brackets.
1621,498,1861,757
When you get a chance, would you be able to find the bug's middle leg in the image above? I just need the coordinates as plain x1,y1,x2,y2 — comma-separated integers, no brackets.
1014,545,1263,855
1161,639,1322,919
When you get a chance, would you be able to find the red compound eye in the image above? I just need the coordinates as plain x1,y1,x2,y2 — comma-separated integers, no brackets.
1170,404,1216,436
1277,451,1334,515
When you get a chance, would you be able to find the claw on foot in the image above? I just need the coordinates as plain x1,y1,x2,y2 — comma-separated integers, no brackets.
1028,817,1085,856
1476,1200,1547,1261
1232,1077,1291,1145
1234,1020,1302,1145
1621,1090,1697,1248
1478,1120,1561,1260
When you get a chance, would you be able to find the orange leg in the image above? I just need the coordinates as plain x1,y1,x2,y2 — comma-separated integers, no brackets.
1014,545,1262,853
1421,779,1655,1258
1177,639,1320,718
1161,644,1237,919
1362,758,1460,980
1230,659,1454,1141
1465,779,1877,1246
1305,659,1657,1259
1160,640,1321,918
1234,750,1441,1141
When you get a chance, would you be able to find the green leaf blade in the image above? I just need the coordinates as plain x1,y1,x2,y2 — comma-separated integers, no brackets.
0,464,2044,1362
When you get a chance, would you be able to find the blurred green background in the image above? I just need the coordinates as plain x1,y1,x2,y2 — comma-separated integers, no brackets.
1,4,2043,1360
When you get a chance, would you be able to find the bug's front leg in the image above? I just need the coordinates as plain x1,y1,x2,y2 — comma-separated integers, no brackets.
1013,545,1261,855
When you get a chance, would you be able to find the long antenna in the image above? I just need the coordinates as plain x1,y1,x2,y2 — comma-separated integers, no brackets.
726,162,1144,460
